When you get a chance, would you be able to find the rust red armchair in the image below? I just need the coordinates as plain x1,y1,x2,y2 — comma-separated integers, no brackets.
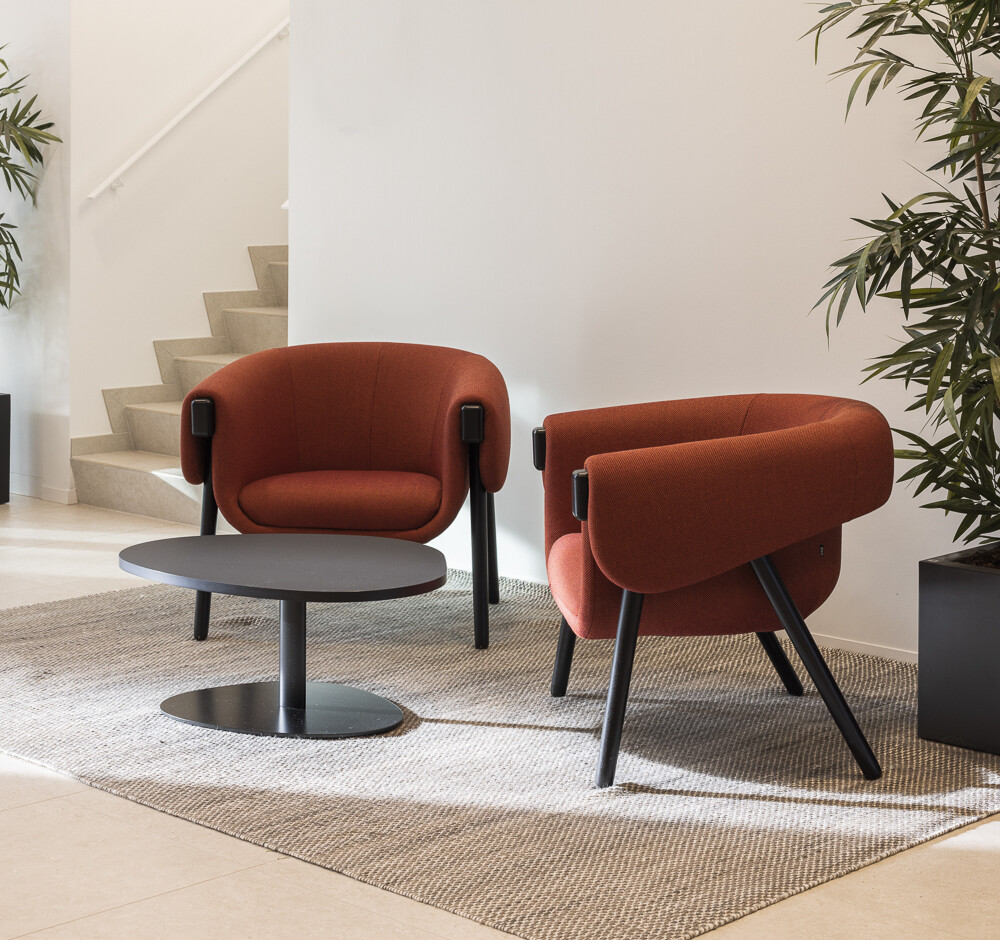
533,393,893,787
180,342,510,647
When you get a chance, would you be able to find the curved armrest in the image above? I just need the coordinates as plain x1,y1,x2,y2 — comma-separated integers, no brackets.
584,408,892,594
180,348,299,492
431,353,511,494
541,395,758,554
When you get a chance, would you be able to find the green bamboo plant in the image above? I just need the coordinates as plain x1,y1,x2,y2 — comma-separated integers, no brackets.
0,49,60,309
811,1,1000,542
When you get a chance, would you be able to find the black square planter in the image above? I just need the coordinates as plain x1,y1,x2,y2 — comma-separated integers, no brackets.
919,546,1000,755
0,393,7,505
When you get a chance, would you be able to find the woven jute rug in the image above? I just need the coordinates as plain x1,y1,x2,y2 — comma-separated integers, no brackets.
1,572,998,939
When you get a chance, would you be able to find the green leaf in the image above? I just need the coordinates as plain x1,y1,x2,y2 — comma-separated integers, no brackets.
845,62,882,120
855,239,875,307
942,386,960,435
960,75,991,119
889,227,902,256
866,62,891,104
887,192,943,220
925,342,954,410
988,358,1000,401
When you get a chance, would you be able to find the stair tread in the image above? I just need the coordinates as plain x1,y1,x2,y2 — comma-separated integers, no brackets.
223,305,288,317
125,400,184,416
72,450,181,471
174,352,244,366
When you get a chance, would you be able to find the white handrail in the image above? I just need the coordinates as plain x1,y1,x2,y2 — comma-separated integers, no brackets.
87,17,290,200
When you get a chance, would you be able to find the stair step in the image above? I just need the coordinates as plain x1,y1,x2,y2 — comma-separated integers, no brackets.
269,261,288,305
125,401,184,457
72,243,289,527
174,352,244,395
224,306,288,353
71,450,200,526
72,450,239,530
154,336,231,386
249,245,288,294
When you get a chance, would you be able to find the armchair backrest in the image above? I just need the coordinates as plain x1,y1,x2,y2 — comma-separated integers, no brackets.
542,393,893,594
181,342,510,499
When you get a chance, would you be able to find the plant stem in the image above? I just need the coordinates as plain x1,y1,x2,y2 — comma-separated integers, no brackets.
966,61,995,278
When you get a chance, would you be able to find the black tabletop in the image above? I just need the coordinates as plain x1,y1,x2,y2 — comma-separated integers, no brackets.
119,534,447,602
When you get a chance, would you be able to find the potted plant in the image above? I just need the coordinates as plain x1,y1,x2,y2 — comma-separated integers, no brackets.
0,47,60,503
810,1,1000,754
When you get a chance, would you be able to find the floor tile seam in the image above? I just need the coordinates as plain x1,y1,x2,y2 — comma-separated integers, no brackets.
0,584,140,613
0,788,90,816
0,782,281,866
58,791,289,862
1,505,67,519
688,804,1000,938
74,526,197,546
7,858,285,939
318,880,509,940
244,853,447,929
862,907,986,940
8,857,449,940
0,576,57,594
266,858,522,939
806,877,994,940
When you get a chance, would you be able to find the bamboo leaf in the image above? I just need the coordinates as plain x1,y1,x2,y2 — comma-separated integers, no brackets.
845,62,882,120
961,75,991,119
943,386,960,435
989,358,1000,400
887,192,944,219
926,342,954,410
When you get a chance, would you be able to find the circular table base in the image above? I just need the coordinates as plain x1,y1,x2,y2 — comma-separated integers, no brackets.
161,681,404,739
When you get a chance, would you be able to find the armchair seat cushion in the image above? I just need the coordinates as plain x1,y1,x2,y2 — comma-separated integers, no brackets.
239,470,442,532
547,530,842,640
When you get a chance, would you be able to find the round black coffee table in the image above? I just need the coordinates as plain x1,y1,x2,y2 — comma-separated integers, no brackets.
119,534,446,739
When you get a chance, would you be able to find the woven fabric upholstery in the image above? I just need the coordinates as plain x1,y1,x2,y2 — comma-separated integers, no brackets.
547,529,842,640
179,342,510,539
541,397,756,558
541,393,892,639
239,470,441,534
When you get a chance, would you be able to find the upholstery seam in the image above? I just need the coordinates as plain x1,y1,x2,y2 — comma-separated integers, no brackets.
737,393,758,437
286,354,302,472
368,343,385,471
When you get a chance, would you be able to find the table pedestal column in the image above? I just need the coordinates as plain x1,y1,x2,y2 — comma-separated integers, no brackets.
279,599,307,710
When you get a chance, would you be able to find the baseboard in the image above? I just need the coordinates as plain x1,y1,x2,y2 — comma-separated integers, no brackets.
10,473,78,505
42,484,77,505
809,631,917,664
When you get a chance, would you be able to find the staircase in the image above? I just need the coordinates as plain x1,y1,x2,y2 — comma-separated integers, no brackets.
71,245,288,525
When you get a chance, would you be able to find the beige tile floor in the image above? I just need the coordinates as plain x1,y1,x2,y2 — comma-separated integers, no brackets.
0,495,996,939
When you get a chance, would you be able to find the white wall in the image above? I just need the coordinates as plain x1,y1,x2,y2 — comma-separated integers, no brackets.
289,0,959,659
69,0,290,438
0,1,73,500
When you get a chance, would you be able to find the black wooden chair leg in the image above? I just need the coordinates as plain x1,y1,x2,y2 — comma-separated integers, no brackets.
551,617,576,697
487,491,499,605
751,556,882,780
756,631,803,696
191,410,218,642
596,590,644,788
468,447,490,650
